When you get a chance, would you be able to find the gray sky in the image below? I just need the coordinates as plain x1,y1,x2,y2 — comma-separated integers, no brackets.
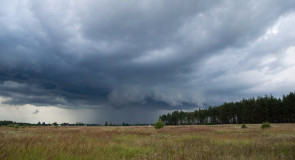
1,0,295,124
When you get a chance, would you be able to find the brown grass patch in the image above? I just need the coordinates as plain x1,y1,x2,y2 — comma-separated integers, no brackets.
1,124,295,159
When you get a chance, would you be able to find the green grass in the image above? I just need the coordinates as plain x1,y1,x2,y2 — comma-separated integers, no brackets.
0,124,295,159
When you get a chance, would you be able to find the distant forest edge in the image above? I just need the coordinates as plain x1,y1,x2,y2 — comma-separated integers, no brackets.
159,91,295,125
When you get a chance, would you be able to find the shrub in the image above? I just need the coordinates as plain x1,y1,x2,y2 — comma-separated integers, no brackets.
261,122,271,129
7,124,14,127
14,124,19,129
154,120,164,129
52,122,58,126
241,124,247,128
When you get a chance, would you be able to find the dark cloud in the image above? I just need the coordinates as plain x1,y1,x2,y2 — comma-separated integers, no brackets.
1,0,295,115
32,109,39,115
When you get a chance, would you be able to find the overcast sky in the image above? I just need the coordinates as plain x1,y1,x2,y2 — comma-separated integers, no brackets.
1,0,295,124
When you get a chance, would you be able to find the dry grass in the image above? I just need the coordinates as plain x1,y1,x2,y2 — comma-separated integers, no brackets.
1,124,295,159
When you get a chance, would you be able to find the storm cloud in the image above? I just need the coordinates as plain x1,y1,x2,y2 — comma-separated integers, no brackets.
1,0,295,116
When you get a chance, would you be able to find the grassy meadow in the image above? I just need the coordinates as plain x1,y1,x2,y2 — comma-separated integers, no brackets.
0,124,295,160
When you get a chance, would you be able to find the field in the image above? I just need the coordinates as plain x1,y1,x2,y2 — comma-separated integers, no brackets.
1,124,295,160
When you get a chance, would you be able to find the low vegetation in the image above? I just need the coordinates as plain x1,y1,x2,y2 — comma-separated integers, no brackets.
1,124,295,159
241,123,247,128
261,122,271,129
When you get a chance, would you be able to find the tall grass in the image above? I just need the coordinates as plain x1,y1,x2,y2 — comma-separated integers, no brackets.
0,124,295,159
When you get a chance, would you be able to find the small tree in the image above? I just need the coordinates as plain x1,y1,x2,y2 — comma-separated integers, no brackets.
52,122,58,126
154,120,164,129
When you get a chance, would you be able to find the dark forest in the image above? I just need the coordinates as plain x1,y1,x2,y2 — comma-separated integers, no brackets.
159,92,295,125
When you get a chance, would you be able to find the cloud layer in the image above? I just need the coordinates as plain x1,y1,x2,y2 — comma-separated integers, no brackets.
1,0,295,113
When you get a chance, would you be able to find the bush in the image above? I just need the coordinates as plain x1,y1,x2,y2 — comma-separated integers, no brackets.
52,122,58,126
261,122,271,129
7,124,14,127
154,120,164,129
241,124,247,128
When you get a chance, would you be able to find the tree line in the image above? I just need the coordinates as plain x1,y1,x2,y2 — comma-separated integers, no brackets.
0,120,153,127
159,92,295,125
0,121,32,127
